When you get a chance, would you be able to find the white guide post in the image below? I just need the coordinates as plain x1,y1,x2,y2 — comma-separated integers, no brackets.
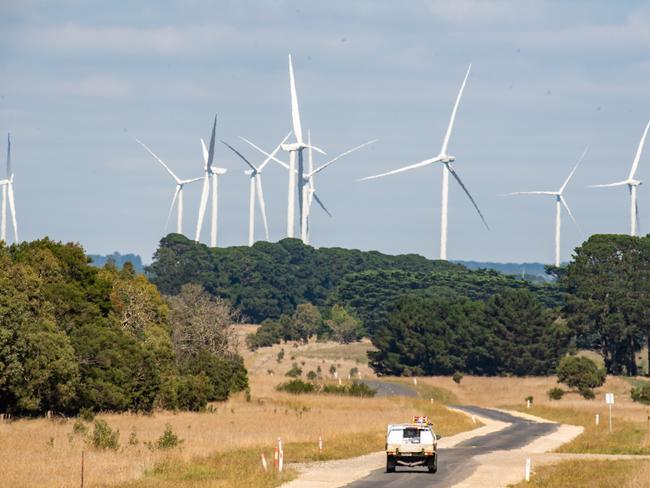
606,393,615,433
525,458,531,481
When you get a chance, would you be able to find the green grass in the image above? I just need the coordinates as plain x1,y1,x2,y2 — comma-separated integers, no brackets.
508,460,647,488
298,343,375,364
516,405,650,455
382,378,459,404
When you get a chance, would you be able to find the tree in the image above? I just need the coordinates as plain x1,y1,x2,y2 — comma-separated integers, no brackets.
168,284,239,360
325,305,363,344
292,303,322,342
563,235,650,375
556,355,605,398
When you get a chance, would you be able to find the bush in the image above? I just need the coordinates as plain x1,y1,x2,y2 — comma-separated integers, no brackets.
547,387,565,400
346,381,377,397
91,419,119,450
525,395,534,405
156,424,183,449
276,379,316,394
285,362,303,378
631,383,650,405
557,356,605,391
79,408,95,422
349,367,359,378
180,351,249,401
579,386,595,400
306,371,318,381
176,374,212,411
452,372,464,384
72,419,88,436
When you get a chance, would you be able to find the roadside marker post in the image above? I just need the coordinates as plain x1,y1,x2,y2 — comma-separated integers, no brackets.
260,453,268,472
595,414,599,426
472,415,476,424
274,446,279,469
525,458,531,481
318,434,323,452
413,377,418,385
526,399,531,409
430,398,433,404
277,438,284,472
338,378,342,386
605,393,615,433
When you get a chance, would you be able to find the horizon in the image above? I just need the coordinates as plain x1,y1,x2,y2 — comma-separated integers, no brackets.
2,1,649,263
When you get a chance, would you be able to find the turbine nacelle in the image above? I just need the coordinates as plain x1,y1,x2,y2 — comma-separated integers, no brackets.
629,179,642,186
438,154,455,164
281,142,304,152
210,167,228,176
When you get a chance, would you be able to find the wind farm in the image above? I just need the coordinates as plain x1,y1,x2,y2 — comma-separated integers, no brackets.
4,3,650,488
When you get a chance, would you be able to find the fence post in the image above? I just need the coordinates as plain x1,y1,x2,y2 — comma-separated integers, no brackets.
81,450,85,488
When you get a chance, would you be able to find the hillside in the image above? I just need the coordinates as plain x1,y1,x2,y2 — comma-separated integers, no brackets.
88,252,145,273
454,260,554,281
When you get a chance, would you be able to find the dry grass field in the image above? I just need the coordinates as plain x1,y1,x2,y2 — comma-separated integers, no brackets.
0,334,472,488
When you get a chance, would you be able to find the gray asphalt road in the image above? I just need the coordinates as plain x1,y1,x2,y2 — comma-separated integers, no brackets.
362,380,418,397
345,406,558,488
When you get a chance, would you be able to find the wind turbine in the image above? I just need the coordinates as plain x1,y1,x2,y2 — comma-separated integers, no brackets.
220,131,292,246
590,120,650,236
504,146,588,267
135,138,202,235
1,133,18,243
359,65,488,260
280,54,325,239
300,130,378,244
195,115,228,247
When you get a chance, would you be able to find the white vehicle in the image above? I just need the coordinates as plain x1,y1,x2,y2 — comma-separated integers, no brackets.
385,416,438,473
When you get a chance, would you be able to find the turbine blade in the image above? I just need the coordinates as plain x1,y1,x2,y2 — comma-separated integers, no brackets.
259,131,293,172
629,119,650,180
195,175,210,241
441,64,471,155
358,156,442,181
256,175,270,240
309,140,378,178
165,186,181,232
559,145,589,194
589,181,629,188
313,191,332,217
207,115,217,168
239,136,290,170
560,195,581,233
288,54,303,144
447,164,489,230
200,138,209,168
7,182,17,242
134,138,181,183
221,140,257,172
307,129,314,184
306,145,326,155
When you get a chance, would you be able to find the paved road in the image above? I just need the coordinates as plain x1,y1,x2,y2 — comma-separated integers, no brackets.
362,380,418,397
345,406,558,488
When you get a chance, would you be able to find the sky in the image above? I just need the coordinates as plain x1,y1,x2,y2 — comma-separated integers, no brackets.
1,0,649,264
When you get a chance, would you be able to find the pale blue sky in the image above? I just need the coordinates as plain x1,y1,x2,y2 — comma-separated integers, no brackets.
1,1,649,263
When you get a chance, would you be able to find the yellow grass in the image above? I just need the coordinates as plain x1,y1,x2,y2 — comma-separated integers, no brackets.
0,367,473,488
508,460,650,488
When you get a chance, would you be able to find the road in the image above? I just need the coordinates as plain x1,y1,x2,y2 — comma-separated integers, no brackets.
362,380,418,397
344,406,558,488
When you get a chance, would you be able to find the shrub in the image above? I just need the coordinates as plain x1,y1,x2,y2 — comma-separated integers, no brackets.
557,356,606,391
547,387,565,400
322,384,347,394
176,374,212,411
285,362,303,378
579,386,595,400
72,419,88,436
91,419,119,450
329,365,337,376
277,349,285,363
79,408,95,422
631,383,650,405
306,371,318,381
156,424,183,449
349,367,359,378
346,381,377,397
128,428,139,446
275,379,315,394
452,372,464,384
525,395,534,405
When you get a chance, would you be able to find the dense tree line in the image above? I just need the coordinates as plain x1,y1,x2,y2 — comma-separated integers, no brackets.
148,234,561,332
368,289,570,376
0,239,247,416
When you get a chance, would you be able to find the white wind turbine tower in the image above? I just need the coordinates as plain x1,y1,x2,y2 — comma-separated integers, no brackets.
1,133,18,243
359,65,488,260
504,146,588,267
590,120,650,236
280,54,325,239
220,132,292,246
195,115,228,247
135,139,202,235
